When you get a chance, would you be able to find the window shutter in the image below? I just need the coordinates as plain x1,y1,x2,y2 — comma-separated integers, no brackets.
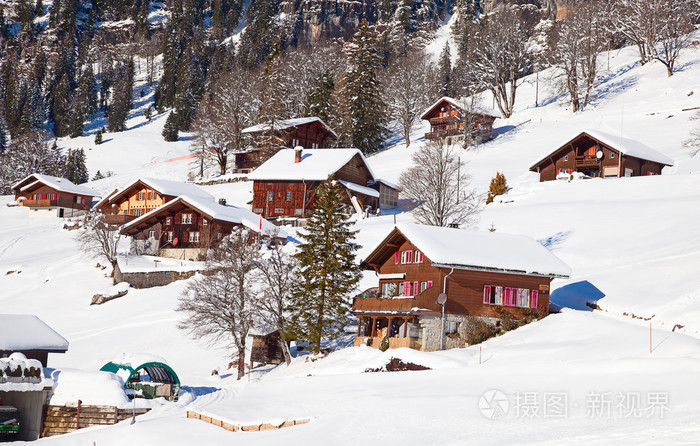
407,250,413,263
395,252,400,264
403,282,411,296
483,285,491,304
427,281,433,289
530,290,538,309
413,281,419,295
504,288,512,306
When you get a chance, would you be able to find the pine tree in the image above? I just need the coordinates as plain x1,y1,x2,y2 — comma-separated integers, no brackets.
0,114,8,154
343,21,388,154
94,129,103,144
156,27,179,111
108,59,134,132
51,75,73,137
486,172,508,204
305,69,335,124
35,0,44,16
69,105,84,137
77,64,98,118
162,111,179,141
437,42,452,97
257,40,289,160
135,0,150,37
288,179,361,354
65,148,88,183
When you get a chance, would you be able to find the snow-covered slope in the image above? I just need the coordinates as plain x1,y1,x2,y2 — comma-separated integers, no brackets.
2,31,700,444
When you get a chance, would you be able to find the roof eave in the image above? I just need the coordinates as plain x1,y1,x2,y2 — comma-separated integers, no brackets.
431,262,570,279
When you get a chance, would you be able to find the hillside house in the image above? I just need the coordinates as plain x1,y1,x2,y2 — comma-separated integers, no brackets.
94,178,214,225
421,97,499,145
248,147,400,221
352,223,571,351
529,130,674,181
120,195,283,261
0,314,69,367
11,174,98,218
235,117,338,173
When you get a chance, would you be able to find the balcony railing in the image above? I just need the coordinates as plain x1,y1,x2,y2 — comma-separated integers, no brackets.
429,116,459,124
20,199,57,207
103,214,137,225
353,287,440,313
425,129,463,140
575,156,599,166
353,336,422,350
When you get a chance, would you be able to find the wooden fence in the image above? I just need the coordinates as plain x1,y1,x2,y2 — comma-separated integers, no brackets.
41,404,150,437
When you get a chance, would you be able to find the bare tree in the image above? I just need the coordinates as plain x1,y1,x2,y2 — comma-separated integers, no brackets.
255,237,296,365
554,1,609,112
76,211,122,273
177,229,261,380
685,111,700,157
399,139,480,227
382,52,438,147
191,65,259,176
464,7,530,118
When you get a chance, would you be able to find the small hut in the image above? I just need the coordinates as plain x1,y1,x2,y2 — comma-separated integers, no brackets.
250,330,288,365
100,354,180,401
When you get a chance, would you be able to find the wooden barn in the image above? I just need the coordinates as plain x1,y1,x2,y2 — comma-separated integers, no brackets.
94,177,214,226
235,117,337,173
248,147,399,221
529,130,674,181
11,174,98,218
352,223,571,351
120,196,283,261
421,97,499,145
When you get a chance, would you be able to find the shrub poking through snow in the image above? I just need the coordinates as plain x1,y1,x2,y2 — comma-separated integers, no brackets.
379,337,390,352
486,172,508,204
365,358,431,373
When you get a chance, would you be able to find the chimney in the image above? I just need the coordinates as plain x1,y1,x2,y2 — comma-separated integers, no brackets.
294,146,303,164
218,198,227,206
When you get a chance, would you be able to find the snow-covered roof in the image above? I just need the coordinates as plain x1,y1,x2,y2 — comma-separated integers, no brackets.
389,223,571,278
530,130,674,169
242,117,338,138
339,180,380,198
248,148,376,182
371,178,401,191
49,369,130,407
14,174,99,197
421,96,501,120
110,177,214,203
121,195,286,238
0,314,69,351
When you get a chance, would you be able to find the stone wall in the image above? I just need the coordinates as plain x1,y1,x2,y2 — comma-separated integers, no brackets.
419,314,500,351
129,238,159,256
114,263,198,289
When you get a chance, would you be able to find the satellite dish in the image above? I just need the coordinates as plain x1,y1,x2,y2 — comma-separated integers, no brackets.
173,237,178,246
437,293,447,305
596,149,604,160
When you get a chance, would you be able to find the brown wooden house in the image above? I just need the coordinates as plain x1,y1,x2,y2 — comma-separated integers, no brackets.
235,117,338,173
421,97,499,145
248,147,399,221
529,130,674,181
0,314,69,367
120,195,283,261
353,223,571,351
94,177,214,226
11,174,98,218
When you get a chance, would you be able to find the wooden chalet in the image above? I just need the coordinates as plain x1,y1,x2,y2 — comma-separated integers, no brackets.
235,117,338,173
0,314,69,367
120,195,282,261
530,130,674,181
248,147,400,221
421,97,499,145
353,223,571,351
11,174,98,218
94,177,214,226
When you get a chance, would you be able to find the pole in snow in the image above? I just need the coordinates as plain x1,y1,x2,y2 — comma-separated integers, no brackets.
479,345,482,364
650,322,652,354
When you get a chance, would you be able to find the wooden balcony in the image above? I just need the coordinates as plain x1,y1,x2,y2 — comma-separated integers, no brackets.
429,116,459,124
103,214,137,225
353,297,416,313
353,336,422,350
575,156,599,167
425,129,463,140
20,199,57,207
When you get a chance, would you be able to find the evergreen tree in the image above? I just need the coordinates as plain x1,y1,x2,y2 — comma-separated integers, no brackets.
256,40,288,160
162,111,179,141
65,148,88,183
437,42,452,97
305,69,335,124
69,105,84,137
51,75,73,137
107,59,134,132
135,0,150,37
100,59,114,110
343,21,388,154
77,64,98,118
0,114,8,154
35,0,44,16
288,179,361,354
94,129,103,144
156,26,179,111
486,172,508,204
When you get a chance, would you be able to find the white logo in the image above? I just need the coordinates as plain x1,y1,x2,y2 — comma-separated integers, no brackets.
479,389,509,420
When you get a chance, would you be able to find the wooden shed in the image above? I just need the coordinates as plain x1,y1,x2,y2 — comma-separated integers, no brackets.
250,330,287,365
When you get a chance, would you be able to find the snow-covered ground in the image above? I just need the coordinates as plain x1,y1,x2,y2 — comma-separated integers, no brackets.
2,25,700,444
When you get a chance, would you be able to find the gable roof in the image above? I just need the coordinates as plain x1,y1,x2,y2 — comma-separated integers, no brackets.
242,117,338,138
109,178,214,204
121,195,286,238
421,96,501,120
0,314,69,352
530,130,674,170
248,148,376,182
363,223,571,278
13,174,99,197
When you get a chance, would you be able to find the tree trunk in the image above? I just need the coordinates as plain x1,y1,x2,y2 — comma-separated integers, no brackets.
279,330,292,365
237,356,245,380
404,127,411,147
